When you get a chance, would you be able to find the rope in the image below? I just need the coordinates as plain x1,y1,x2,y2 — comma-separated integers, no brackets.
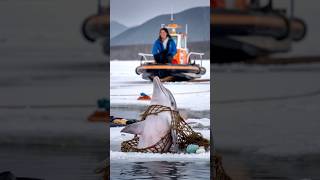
94,160,109,180
214,154,232,180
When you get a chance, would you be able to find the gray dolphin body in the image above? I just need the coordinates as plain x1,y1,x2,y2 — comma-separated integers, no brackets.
121,76,178,152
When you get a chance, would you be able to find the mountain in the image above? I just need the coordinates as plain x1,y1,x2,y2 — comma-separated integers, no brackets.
110,21,128,39
110,41,209,60
111,6,210,46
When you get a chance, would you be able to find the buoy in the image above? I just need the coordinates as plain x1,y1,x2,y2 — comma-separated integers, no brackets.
112,118,127,125
88,110,109,122
126,119,137,124
137,92,151,100
110,116,137,127
186,144,199,154
97,98,109,110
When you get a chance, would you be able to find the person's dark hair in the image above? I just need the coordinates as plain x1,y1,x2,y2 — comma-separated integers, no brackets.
158,28,171,41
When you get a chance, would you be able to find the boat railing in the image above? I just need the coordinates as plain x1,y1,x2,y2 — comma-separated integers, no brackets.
138,53,155,65
187,52,204,67
139,52,205,66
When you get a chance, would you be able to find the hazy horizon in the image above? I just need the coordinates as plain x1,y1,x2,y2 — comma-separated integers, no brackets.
110,0,209,27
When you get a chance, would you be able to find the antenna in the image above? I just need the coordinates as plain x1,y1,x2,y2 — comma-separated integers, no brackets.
170,7,174,22
186,24,188,35
185,24,188,50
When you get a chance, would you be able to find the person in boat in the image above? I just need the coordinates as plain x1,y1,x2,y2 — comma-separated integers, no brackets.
152,28,177,64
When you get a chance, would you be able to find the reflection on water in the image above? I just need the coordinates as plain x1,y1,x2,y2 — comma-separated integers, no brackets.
221,151,320,180
111,161,210,180
0,0,108,179
0,145,106,180
214,63,320,180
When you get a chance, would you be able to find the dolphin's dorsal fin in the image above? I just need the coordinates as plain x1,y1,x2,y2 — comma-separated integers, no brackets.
120,121,144,135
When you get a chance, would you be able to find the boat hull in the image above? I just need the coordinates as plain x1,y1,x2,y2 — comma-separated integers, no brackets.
135,64,206,81
212,9,307,62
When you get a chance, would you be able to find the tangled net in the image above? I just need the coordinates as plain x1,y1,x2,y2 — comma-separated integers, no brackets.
213,153,232,180
121,105,209,153
120,105,232,179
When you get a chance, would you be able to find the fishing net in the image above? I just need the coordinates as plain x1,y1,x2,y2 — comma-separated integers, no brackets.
121,105,209,153
120,105,232,179
214,154,233,180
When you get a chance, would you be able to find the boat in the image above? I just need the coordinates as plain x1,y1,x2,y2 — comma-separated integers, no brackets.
135,17,207,81
212,0,307,62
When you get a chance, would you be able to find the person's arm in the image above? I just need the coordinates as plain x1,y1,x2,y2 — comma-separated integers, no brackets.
168,39,177,57
152,40,161,63
152,40,160,55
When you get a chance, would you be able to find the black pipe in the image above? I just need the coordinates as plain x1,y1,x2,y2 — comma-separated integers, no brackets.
81,14,108,42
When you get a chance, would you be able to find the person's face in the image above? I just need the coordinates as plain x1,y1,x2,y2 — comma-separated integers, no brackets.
160,30,167,40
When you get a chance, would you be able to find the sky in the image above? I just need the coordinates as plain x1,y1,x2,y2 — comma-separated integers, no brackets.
110,0,209,27
0,0,318,56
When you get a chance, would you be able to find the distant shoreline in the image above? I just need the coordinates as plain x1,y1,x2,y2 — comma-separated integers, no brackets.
110,41,210,60
246,56,320,64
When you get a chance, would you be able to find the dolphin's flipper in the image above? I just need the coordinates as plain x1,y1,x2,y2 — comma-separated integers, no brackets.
120,121,145,135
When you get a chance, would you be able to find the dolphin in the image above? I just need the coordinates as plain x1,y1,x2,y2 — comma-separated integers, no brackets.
121,76,178,152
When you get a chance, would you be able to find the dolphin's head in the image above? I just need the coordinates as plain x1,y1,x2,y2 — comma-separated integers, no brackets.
151,76,177,110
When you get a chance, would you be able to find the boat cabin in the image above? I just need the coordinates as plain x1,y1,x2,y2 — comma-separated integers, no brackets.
161,23,188,65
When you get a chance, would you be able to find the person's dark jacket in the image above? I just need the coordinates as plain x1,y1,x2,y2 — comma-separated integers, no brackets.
152,38,177,63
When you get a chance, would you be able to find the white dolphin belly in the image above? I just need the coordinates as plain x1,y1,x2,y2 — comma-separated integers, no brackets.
138,112,172,148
